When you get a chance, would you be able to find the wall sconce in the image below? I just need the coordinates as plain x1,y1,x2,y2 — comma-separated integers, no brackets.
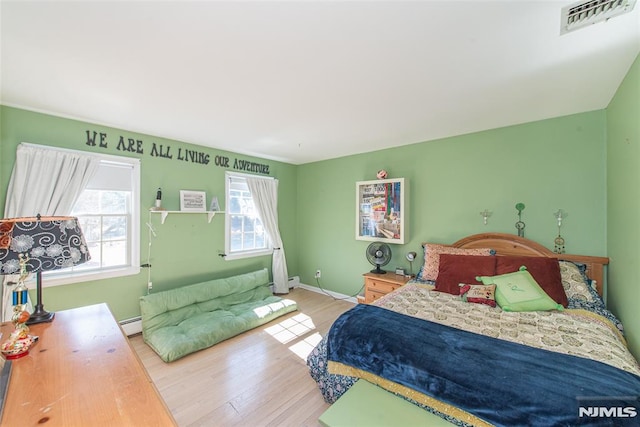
479,209,492,225
553,209,568,253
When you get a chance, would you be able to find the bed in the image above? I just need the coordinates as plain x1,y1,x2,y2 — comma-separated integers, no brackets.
307,233,640,426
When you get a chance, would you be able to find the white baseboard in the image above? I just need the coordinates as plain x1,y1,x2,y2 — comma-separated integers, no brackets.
297,283,358,304
120,316,142,336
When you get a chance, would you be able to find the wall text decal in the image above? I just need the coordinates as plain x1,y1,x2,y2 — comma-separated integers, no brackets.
84,130,270,174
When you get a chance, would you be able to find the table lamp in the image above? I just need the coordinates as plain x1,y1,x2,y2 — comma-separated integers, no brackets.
0,215,91,324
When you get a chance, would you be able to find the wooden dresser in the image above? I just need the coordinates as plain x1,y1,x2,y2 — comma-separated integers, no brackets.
0,303,176,426
363,272,411,303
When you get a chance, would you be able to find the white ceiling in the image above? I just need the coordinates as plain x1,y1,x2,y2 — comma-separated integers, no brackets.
1,1,639,165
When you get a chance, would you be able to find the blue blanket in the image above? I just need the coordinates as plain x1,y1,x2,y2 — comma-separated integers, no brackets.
326,304,640,427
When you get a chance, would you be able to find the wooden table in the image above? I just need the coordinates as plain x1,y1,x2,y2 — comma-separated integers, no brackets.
0,303,176,426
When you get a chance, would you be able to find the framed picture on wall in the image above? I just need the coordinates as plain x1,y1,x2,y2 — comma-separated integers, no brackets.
180,190,207,212
356,178,406,244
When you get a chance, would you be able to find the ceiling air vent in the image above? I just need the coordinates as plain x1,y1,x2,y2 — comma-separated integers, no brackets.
561,0,637,34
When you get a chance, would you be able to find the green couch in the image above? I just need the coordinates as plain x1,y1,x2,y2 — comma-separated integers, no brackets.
140,268,297,362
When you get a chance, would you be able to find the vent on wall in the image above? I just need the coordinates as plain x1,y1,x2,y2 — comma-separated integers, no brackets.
561,0,637,34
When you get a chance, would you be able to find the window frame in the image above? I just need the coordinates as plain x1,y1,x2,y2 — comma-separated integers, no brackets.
224,171,272,261
43,151,141,287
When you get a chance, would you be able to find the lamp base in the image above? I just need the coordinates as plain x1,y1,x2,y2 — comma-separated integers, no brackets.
26,271,55,325
25,310,55,325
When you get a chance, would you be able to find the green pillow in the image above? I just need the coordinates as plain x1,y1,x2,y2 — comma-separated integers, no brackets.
476,267,563,312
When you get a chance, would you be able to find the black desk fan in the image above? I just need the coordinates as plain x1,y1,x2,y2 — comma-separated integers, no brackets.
366,242,392,274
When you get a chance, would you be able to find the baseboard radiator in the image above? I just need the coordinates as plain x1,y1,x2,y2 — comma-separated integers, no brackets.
288,276,300,288
120,316,142,336
269,275,300,292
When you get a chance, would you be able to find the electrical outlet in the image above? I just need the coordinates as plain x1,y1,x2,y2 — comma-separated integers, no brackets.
147,281,153,290
315,269,321,279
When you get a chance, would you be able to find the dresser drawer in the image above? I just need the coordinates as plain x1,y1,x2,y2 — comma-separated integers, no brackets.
365,289,387,304
366,279,401,294
364,273,409,304
362,272,410,304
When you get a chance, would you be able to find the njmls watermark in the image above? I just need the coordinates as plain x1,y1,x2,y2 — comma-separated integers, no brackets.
579,406,637,418
577,396,639,424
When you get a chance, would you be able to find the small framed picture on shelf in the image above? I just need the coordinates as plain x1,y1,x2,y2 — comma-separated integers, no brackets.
209,196,220,212
179,190,207,212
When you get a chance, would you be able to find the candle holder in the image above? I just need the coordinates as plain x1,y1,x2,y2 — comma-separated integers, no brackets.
150,187,165,211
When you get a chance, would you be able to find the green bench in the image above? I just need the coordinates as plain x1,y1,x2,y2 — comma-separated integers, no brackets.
319,380,454,427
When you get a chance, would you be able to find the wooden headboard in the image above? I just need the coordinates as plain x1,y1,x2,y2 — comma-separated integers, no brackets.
451,233,609,296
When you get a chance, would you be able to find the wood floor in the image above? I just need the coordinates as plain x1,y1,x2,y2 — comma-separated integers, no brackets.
129,288,355,427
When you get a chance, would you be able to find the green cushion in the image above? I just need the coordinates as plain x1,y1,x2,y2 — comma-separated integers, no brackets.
476,268,563,312
144,297,297,362
139,268,298,362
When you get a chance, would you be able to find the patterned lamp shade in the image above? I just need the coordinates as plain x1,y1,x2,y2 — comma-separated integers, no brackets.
0,215,90,324
0,215,90,274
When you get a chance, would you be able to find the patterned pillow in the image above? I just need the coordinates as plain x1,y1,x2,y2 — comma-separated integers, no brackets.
559,261,625,335
558,260,594,303
419,243,494,281
459,283,497,307
559,261,597,302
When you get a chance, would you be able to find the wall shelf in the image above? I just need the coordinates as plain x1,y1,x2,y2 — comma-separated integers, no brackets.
149,210,225,224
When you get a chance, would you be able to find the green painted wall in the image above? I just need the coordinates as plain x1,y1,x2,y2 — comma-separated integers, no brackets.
606,53,640,359
297,112,607,298
4,58,638,362
0,106,298,321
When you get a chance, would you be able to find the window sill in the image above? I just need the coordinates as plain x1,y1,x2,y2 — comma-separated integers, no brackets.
26,266,142,289
224,249,273,261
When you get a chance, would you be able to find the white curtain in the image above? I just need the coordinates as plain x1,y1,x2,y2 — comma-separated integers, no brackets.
246,177,289,294
4,144,100,217
2,143,100,320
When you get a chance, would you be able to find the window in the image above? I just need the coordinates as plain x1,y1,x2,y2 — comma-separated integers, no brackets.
46,154,140,286
224,172,271,260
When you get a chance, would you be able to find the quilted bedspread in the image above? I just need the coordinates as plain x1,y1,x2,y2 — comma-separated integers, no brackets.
326,303,640,427
307,282,640,426
379,283,640,376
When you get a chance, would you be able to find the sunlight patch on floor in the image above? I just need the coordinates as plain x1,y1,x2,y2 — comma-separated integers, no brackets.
264,312,323,360
264,313,316,344
289,332,323,360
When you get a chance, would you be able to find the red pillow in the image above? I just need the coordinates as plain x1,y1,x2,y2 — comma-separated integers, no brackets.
495,256,568,307
434,254,496,295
